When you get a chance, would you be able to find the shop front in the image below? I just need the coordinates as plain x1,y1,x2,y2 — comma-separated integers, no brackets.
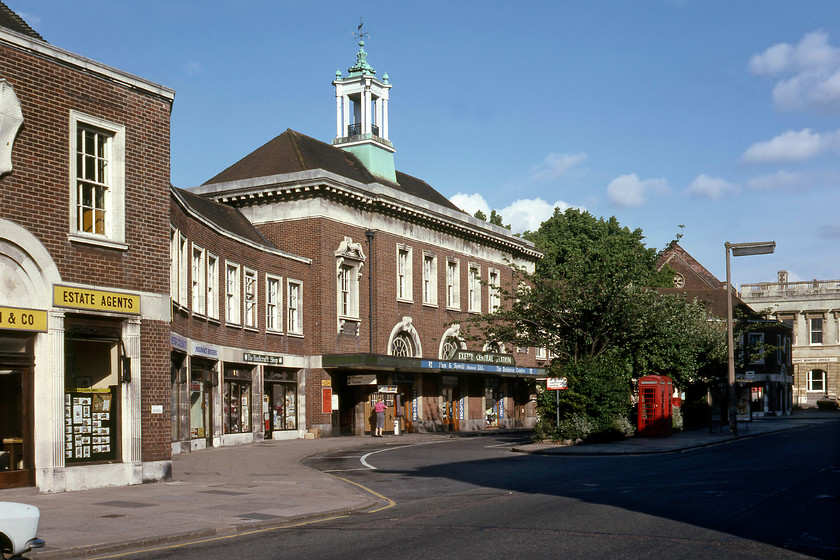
0,312,43,489
323,354,543,436
263,366,299,440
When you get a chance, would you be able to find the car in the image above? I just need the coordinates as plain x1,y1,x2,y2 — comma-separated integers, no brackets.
816,395,839,410
0,502,45,559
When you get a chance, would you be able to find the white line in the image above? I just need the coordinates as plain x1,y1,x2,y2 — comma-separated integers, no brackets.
360,440,455,470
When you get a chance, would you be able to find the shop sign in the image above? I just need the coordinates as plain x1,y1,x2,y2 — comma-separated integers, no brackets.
377,385,398,394
0,305,47,332
348,374,377,386
322,379,332,387
792,357,837,364
171,333,188,351
243,352,283,365
192,343,218,358
322,387,332,414
54,285,140,315
453,350,515,366
546,377,568,390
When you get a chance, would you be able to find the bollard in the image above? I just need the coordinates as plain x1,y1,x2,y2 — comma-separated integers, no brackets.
393,418,400,435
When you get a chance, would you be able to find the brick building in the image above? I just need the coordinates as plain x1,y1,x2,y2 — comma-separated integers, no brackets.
741,271,839,408
658,243,793,417
0,5,174,490
187,38,545,437
169,187,311,452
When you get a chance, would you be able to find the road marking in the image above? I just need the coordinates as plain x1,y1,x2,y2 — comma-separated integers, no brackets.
360,440,454,470
326,472,396,513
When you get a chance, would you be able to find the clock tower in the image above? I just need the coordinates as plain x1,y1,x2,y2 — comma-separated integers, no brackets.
332,25,396,183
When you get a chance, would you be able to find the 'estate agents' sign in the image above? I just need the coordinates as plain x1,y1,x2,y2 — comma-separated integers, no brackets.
54,285,140,315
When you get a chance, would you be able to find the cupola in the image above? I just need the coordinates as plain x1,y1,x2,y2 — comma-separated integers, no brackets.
332,23,396,183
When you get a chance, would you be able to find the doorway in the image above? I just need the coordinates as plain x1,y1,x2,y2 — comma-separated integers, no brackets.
442,387,460,431
0,363,33,489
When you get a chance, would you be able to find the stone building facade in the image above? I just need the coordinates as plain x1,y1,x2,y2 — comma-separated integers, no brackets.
741,271,840,408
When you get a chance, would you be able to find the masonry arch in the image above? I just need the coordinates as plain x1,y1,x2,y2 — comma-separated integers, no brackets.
387,316,422,358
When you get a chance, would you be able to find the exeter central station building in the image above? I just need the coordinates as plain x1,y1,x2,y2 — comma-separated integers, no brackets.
183,38,545,441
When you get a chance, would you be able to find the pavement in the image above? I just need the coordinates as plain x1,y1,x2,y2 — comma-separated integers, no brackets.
2,409,837,560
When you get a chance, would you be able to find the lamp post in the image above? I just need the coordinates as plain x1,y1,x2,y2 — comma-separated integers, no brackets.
725,241,775,435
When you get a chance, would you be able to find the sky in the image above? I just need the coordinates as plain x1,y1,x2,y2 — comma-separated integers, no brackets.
8,0,840,288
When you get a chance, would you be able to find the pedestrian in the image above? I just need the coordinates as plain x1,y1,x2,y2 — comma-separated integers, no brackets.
374,397,386,437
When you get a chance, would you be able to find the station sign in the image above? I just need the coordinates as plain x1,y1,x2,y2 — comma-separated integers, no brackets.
348,374,377,386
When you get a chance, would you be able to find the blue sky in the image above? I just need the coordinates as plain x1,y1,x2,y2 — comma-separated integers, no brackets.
10,0,840,287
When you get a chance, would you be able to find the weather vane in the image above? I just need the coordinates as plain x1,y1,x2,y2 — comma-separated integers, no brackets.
354,18,369,42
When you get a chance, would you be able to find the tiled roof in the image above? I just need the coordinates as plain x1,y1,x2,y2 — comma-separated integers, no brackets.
658,242,723,290
172,186,276,249
202,129,462,212
0,2,45,41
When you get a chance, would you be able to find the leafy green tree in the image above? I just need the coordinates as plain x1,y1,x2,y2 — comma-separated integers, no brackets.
488,210,511,230
466,208,724,438
473,209,487,221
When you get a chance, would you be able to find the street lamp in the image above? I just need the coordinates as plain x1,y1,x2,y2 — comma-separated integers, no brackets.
725,241,775,436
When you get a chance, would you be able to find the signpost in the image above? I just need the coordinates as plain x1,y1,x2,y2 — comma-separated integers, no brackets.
546,378,568,426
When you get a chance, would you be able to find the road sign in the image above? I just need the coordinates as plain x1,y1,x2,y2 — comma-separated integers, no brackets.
546,377,568,390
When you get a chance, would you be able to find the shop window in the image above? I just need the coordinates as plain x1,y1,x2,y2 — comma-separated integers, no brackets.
178,235,188,305
69,111,125,249
422,253,437,306
288,280,303,335
207,253,219,320
225,262,241,325
446,258,460,310
244,268,257,329
468,264,481,313
488,268,501,312
223,367,252,434
265,370,297,433
189,361,213,440
810,317,823,345
191,245,205,315
170,228,178,304
807,370,826,392
171,354,185,441
64,335,120,463
266,275,282,332
397,245,413,302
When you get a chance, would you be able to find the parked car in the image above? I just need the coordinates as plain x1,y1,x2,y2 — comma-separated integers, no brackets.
816,395,839,410
0,502,45,559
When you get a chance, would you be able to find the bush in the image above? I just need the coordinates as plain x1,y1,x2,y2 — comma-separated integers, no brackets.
672,407,684,431
557,413,595,441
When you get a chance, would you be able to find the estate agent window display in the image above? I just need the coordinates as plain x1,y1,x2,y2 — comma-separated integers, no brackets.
64,336,120,463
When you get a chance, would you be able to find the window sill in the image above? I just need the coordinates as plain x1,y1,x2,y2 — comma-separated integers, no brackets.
266,329,284,336
244,326,259,333
226,322,242,329
207,316,221,325
396,298,414,304
68,233,128,251
422,302,438,309
287,332,304,338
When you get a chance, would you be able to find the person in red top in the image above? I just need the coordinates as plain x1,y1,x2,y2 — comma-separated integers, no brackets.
373,398,387,437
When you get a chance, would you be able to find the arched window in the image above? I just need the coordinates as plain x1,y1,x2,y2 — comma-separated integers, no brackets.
391,332,414,357
807,369,826,392
441,336,461,360
387,317,422,358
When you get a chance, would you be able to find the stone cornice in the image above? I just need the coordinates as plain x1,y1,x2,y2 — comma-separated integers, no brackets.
189,171,542,261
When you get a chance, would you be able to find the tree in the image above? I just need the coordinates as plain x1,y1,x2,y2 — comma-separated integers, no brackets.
473,209,487,221
465,208,724,438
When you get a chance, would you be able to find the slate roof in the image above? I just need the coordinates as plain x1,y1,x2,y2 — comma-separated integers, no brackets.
0,2,45,41
172,186,276,249
658,242,723,290
202,129,462,213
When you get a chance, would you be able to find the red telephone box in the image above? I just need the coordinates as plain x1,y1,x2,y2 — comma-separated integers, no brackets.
637,375,673,437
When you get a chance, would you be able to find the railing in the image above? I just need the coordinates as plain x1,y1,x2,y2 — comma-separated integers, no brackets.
346,123,380,137
741,279,840,298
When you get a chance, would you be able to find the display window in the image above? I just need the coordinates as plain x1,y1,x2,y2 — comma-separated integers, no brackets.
64,333,121,463
223,366,252,434
189,359,214,440
170,353,185,441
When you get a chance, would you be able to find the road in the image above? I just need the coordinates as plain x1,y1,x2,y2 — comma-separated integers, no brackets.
121,421,839,560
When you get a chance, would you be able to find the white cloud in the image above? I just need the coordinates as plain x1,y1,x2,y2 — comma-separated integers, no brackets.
750,30,840,112
500,198,577,233
744,169,840,191
742,128,840,164
606,174,669,208
530,152,587,181
450,192,490,216
685,174,739,199
448,193,579,233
